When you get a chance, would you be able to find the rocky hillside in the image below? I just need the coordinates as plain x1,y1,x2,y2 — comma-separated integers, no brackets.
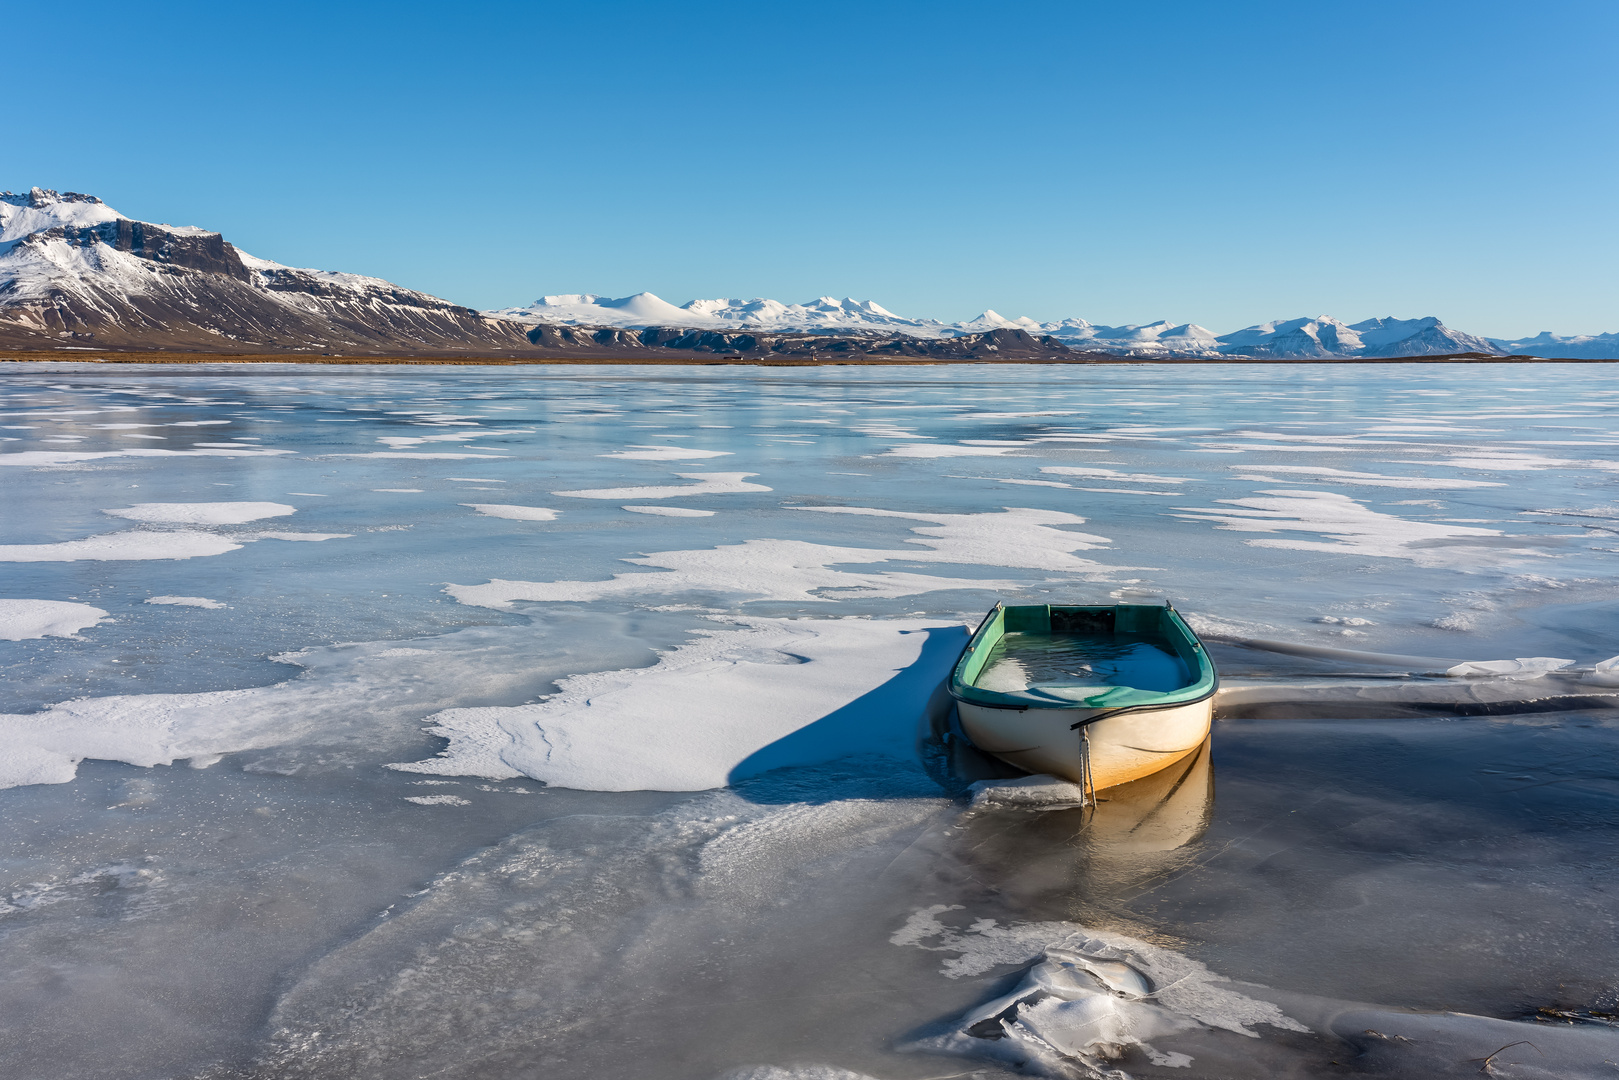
524,323,1079,360
0,189,536,354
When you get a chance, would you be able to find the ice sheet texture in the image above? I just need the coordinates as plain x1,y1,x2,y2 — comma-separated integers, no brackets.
2,361,1619,1080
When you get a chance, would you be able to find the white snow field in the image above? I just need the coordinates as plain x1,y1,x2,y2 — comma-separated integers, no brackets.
2,361,1619,1080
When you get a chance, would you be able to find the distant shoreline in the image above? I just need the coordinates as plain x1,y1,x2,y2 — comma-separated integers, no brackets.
1,349,1611,367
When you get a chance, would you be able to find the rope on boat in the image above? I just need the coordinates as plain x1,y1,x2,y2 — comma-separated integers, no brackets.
1078,725,1096,809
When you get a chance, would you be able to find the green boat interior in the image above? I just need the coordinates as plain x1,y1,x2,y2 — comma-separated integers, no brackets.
950,604,1217,711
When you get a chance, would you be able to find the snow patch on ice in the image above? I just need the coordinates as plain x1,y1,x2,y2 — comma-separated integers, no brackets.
1042,466,1191,485
388,617,965,791
402,794,470,807
882,442,1030,458
144,596,226,609
600,445,732,461
446,506,1125,607
553,471,769,500
462,504,559,521
103,501,295,525
0,599,109,640
375,429,532,450
1226,464,1504,490
0,531,245,562
0,447,295,467
238,531,348,542
623,505,715,517
1173,489,1544,567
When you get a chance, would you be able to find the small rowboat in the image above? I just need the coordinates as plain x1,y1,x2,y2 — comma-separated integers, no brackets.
948,603,1217,797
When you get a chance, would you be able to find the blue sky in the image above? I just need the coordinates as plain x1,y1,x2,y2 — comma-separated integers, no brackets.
11,0,1616,335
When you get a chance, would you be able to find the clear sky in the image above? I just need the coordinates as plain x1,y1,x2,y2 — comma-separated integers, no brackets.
9,0,1617,336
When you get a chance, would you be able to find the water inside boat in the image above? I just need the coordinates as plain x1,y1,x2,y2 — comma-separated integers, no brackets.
975,632,1193,694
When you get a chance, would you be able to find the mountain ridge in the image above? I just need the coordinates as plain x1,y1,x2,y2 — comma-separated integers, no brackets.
2,189,1612,359
501,293,1564,358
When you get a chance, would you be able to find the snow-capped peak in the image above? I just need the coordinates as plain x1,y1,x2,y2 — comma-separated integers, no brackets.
492,293,955,336
0,188,123,246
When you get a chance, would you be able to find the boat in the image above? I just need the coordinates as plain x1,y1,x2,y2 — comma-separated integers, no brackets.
948,602,1217,798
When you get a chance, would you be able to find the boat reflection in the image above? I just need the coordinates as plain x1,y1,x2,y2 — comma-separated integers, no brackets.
945,737,1215,916
1085,735,1213,854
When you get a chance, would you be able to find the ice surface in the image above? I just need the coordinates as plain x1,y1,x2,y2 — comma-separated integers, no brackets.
0,598,107,640
4,362,1619,1080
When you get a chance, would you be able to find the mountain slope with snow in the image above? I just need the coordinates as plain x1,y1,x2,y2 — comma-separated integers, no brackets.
498,293,1543,358
496,294,1229,354
1210,315,1504,358
1486,330,1619,359
0,188,533,353
489,293,957,337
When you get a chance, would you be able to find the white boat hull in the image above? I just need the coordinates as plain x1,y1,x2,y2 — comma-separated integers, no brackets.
956,697,1214,792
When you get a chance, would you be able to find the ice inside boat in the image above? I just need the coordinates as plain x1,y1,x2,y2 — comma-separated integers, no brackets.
975,632,1193,694
955,604,1212,708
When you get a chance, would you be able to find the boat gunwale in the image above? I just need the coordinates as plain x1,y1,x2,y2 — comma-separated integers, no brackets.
947,602,1219,713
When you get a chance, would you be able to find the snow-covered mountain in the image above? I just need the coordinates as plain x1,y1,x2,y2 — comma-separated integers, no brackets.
497,294,1537,358
4,188,1610,359
1213,315,1504,358
1486,330,1619,359
496,294,1227,354
489,293,956,337
951,310,1206,354
0,188,532,353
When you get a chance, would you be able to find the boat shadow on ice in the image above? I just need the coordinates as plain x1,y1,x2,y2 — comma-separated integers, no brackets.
725,624,969,803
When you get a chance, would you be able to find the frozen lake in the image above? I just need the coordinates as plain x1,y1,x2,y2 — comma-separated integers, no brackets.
3,361,1619,1079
